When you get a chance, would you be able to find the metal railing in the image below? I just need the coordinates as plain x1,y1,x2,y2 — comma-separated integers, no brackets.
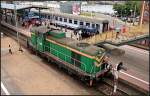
44,45,95,73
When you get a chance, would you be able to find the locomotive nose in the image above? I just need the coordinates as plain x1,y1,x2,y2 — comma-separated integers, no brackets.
102,55,112,70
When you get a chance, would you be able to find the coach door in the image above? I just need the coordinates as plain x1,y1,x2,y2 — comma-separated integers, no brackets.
102,21,108,32
96,24,100,32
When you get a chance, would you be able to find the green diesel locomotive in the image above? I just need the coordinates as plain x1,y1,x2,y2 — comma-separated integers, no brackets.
28,26,111,86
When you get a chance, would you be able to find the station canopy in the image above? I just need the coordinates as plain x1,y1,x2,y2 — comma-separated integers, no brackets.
1,3,31,10
1,3,49,10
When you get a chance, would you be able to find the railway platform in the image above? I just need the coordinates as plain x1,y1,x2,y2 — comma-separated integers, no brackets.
1,19,149,95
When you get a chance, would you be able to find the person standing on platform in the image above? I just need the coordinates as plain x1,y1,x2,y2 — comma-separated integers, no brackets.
60,27,62,31
115,27,120,40
65,25,67,32
28,23,33,32
79,30,82,40
116,32,120,40
121,25,127,40
19,44,23,52
71,32,73,38
42,20,44,26
8,44,12,54
76,32,80,41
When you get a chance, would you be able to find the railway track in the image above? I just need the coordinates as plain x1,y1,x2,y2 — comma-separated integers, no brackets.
1,25,147,96
96,80,129,96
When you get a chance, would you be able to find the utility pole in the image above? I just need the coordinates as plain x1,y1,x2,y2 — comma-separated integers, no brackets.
130,9,133,26
133,5,136,26
139,1,145,27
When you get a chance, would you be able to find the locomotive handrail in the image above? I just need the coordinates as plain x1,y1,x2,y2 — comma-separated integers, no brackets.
44,45,87,72
44,45,103,75
90,65,94,74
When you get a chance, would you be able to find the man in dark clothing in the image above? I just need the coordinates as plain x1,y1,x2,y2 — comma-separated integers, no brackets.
116,32,120,39
8,44,12,54
19,44,23,52
65,25,67,32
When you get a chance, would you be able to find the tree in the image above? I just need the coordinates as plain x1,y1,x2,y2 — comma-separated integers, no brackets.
113,1,141,17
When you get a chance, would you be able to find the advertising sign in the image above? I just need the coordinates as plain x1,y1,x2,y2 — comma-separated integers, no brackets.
72,3,81,15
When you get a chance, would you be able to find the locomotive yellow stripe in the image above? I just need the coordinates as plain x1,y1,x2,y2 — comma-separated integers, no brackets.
46,38,95,59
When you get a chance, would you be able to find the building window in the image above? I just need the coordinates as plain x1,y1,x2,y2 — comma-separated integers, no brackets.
64,18,67,22
80,21,83,25
74,20,78,24
69,19,72,23
59,17,62,21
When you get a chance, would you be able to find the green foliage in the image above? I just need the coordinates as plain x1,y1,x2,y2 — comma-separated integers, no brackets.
113,1,141,17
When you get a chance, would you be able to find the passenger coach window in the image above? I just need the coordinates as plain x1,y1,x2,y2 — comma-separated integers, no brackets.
59,17,62,21
64,18,67,22
74,20,78,24
69,19,72,23
86,22,90,27
80,21,83,25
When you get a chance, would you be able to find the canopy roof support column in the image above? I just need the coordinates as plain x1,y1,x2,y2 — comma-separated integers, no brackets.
39,8,41,24
5,8,7,22
11,10,13,24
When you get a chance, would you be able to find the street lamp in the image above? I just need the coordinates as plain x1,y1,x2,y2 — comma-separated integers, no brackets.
14,2,19,45
14,1,23,52
114,11,117,26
